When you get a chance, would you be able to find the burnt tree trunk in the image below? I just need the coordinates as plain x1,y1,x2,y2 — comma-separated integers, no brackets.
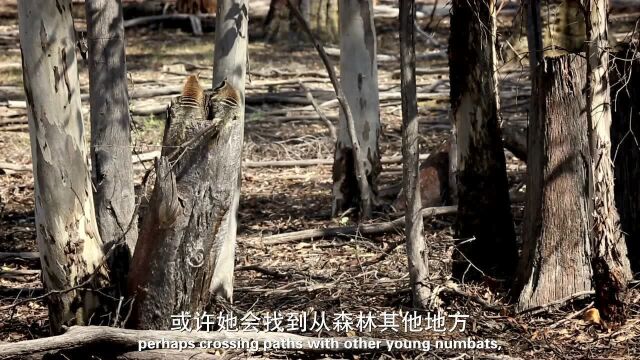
611,43,640,276
584,0,632,325
449,0,516,280
515,55,593,311
85,0,138,295
332,0,380,216
400,0,430,307
17,0,110,334
265,0,339,43
127,77,242,329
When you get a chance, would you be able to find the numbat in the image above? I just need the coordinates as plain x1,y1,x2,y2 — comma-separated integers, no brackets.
393,146,450,211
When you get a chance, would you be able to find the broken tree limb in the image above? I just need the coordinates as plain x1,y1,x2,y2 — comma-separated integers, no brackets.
4,154,432,171
0,252,40,261
299,81,337,140
244,205,457,246
0,325,390,359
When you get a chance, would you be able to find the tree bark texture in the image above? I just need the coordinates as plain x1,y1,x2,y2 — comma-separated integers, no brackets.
332,0,380,216
85,0,138,295
264,0,339,43
516,55,593,311
17,0,109,334
127,77,242,329
400,0,430,307
449,0,517,280
610,43,640,276
584,0,632,325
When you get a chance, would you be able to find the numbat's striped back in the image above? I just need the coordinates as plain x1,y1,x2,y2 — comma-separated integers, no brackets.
211,80,240,108
180,74,205,108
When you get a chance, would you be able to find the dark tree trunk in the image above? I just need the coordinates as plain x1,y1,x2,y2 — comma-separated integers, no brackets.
449,0,516,280
332,0,380,216
17,0,110,334
400,0,430,307
85,0,138,295
611,43,640,276
584,0,631,325
516,55,593,311
265,0,339,43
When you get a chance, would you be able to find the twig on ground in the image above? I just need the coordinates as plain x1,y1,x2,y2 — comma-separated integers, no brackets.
244,205,456,247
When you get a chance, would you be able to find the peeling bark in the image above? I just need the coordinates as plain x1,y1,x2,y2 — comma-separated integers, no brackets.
516,55,593,311
17,0,109,334
584,0,632,325
332,0,380,216
85,0,138,296
449,0,516,280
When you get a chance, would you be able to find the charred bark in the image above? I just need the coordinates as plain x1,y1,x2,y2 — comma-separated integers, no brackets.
17,0,110,334
85,0,138,296
516,55,593,311
611,43,640,276
449,0,516,281
332,0,380,216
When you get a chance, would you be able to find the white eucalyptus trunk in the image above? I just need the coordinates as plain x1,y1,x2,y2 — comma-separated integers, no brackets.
17,0,109,334
332,0,380,216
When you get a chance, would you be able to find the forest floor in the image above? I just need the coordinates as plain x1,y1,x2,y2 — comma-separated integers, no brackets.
1,0,640,359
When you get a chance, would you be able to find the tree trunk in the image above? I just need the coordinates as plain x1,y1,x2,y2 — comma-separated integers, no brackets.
449,0,516,280
127,77,242,329
127,0,247,329
584,0,632,325
331,0,380,216
210,0,248,303
265,0,339,43
85,0,138,296
17,0,109,334
400,0,430,307
611,43,640,276
515,55,593,311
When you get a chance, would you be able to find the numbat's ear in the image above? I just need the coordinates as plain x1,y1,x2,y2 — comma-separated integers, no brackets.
180,74,205,108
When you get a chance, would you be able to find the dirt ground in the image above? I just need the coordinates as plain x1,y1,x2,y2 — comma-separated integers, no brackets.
1,0,639,359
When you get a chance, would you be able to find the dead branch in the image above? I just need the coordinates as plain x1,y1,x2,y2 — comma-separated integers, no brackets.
0,325,390,359
0,162,30,172
245,205,457,246
0,252,40,261
285,0,374,218
298,81,337,140
7,154,432,170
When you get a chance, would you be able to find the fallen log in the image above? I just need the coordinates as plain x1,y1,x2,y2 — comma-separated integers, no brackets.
0,325,391,360
0,252,40,261
244,205,457,246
